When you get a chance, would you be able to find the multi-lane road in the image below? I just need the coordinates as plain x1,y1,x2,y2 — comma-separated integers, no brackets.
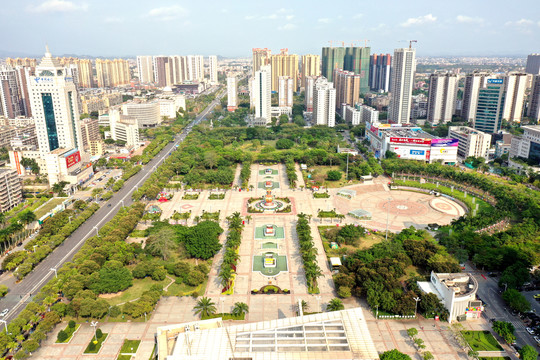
0,89,225,324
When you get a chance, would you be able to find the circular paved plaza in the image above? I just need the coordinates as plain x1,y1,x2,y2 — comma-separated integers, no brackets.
334,186,466,232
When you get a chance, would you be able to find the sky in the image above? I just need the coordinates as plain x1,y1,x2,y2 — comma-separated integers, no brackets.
1,0,540,58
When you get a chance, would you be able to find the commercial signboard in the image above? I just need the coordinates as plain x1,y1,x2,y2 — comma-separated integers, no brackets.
487,79,503,85
431,138,459,147
391,145,429,160
429,145,458,163
65,150,81,168
389,137,432,145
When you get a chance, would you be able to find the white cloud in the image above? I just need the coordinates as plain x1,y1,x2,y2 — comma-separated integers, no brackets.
505,18,534,26
221,9,228,13
456,15,484,24
27,0,88,13
264,14,278,20
286,15,295,20
244,15,256,20
353,13,363,19
104,16,123,24
146,5,188,21
400,14,437,27
318,18,332,24
278,23,297,31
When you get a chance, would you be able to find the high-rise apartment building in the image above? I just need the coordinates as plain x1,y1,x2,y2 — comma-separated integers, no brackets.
74,59,94,88
6,58,37,68
525,54,540,75
369,54,392,92
0,66,24,118
474,79,505,134
301,55,320,89
388,48,416,124
209,56,218,84
79,118,100,150
448,126,492,159
153,56,174,87
334,69,360,112
171,55,189,84
95,59,130,87
251,65,271,123
502,72,528,122
29,47,84,154
252,48,271,76
187,55,204,81
0,168,23,212
528,75,540,122
278,76,293,107
427,73,459,125
462,72,492,122
15,66,34,117
227,76,237,112
270,50,299,92
304,76,316,112
313,77,336,127
344,47,370,94
321,47,345,82
137,55,155,83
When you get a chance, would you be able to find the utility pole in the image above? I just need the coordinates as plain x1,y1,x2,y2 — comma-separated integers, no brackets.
346,152,349,181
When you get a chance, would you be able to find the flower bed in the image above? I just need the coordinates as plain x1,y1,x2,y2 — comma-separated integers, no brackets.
251,285,290,295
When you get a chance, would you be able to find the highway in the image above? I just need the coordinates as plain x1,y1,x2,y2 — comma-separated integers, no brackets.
0,89,225,324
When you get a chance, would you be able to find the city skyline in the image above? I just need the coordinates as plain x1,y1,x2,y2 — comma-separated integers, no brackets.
1,0,539,58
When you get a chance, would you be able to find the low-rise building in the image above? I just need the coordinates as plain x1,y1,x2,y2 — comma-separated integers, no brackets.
0,168,23,212
509,125,540,165
418,272,481,322
122,101,161,128
447,126,491,159
366,123,458,164
109,109,140,147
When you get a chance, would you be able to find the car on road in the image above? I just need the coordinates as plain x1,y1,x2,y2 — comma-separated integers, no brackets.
527,327,535,334
534,335,540,343
0,309,8,317
534,293,540,299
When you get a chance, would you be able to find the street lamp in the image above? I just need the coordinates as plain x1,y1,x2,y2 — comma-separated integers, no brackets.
385,197,392,241
413,297,421,318
68,216,73,224
93,226,99,237
50,268,57,278
0,319,8,334
90,321,98,342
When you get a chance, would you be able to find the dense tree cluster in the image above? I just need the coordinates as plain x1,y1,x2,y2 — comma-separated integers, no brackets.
218,212,244,290
296,213,323,293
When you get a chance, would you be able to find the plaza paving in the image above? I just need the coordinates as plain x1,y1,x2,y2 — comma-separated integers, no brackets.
32,164,473,359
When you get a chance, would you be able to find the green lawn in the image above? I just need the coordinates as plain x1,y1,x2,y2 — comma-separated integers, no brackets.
461,331,503,351
166,277,207,297
83,333,108,354
257,181,280,189
120,339,141,354
253,253,288,276
34,197,67,218
102,277,168,306
117,356,131,360
55,323,80,343
479,358,510,360
254,225,285,239
259,169,278,175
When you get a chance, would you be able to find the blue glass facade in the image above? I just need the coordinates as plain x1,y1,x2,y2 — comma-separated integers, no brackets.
41,93,59,150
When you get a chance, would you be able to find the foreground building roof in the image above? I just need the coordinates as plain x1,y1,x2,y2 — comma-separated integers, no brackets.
156,307,379,360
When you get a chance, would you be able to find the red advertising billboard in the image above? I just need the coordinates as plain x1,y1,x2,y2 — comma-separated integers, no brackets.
65,151,81,168
389,137,432,145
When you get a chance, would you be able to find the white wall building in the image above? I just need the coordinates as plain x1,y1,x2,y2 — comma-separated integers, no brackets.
461,72,493,123
187,55,204,81
227,76,237,111
208,55,218,84
278,76,293,107
0,66,24,118
418,272,481,322
510,125,540,163
448,126,492,159
122,101,161,128
304,76,316,112
502,72,529,123
109,109,140,147
388,47,416,124
313,77,336,127
427,73,458,125
356,104,379,124
343,105,361,125
529,75,540,122
251,65,271,124
136,56,154,83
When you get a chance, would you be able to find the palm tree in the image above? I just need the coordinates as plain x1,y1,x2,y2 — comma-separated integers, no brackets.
193,297,217,318
326,298,344,312
231,302,249,317
18,210,36,226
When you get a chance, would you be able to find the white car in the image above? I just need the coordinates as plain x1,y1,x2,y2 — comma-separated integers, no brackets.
0,309,8,317
527,327,535,334
534,336,540,343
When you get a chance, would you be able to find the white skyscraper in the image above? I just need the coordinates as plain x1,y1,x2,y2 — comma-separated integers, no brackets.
227,76,237,112
313,77,336,127
137,56,154,83
503,72,529,122
427,73,459,125
187,55,204,81
0,66,24,118
209,56,218,84
462,72,493,122
29,47,84,154
251,65,271,123
278,76,293,107
388,48,416,124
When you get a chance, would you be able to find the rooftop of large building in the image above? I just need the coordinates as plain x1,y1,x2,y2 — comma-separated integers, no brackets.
385,128,436,139
156,307,378,360
448,126,488,135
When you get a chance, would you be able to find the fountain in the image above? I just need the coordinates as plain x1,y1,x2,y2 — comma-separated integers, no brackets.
248,188,289,212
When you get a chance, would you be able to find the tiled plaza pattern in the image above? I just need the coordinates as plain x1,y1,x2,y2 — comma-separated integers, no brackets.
33,164,473,359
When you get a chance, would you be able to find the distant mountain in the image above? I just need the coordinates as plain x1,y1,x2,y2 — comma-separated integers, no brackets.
0,49,39,58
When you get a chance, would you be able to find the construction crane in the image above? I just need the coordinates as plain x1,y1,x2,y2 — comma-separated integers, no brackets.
409,40,418,49
352,39,370,47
